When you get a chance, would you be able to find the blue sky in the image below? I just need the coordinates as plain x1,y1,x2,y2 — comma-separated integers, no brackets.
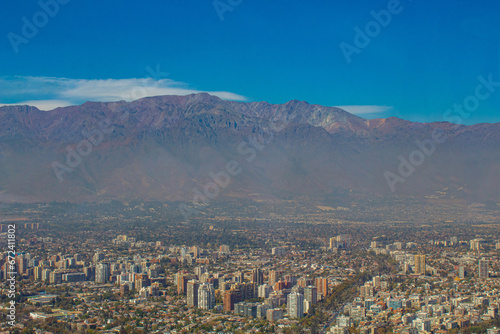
0,0,499,124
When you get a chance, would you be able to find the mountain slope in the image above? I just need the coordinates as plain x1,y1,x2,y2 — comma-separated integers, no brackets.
0,93,499,203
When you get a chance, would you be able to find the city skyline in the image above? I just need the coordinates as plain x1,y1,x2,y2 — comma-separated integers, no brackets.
1,1,500,333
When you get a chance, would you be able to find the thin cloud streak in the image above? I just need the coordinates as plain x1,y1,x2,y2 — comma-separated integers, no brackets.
0,100,73,110
0,76,248,110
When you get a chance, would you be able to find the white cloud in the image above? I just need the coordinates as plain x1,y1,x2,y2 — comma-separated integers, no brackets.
0,100,73,110
336,105,393,115
0,76,248,110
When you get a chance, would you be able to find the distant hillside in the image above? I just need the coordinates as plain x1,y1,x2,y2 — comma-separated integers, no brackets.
0,93,499,203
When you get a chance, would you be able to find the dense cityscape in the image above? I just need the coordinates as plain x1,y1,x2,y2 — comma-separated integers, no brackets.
2,0,500,333
1,200,500,333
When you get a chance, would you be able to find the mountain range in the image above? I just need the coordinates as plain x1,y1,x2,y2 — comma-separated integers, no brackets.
0,93,499,204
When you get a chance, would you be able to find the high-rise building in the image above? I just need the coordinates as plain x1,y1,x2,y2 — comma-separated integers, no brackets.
198,283,215,310
235,302,258,318
135,274,150,290
414,255,426,275
49,271,63,284
488,307,498,318
177,273,189,295
219,245,230,253
180,247,188,257
297,277,313,288
140,260,150,271
224,290,238,312
41,269,51,282
337,315,352,327
287,292,304,318
271,247,286,256
388,298,403,310
284,275,297,287
257,304,269,318
84,266,95,281
138,287,150,298
187,280,200,307
267,308,284,322
148,283,160,297
252,268,264,285
258,284,271,299
95,263,110,284
92,252,105,263
192,246,200,258
219,280,233,295
330,235,350,249
195,266,207,278
470,239,480,251
200,272,211,283
479,259,489,278
268,270,278,286
315,277,328,297
236,282,256,300
338,235,350,249
350,306,366,320
120,283,130,295
28,257,39,268
413,319,431,332
274,279,286,292
329,237,337,250
129,264,141,274
63,273,86,282
458,266,466,279
360,285,374,298
304,286,317,305
67,258,75,268
235,271,245,283
18,257,27,275
34,266,43,281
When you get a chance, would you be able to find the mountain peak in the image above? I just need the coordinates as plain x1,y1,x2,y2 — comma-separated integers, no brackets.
0,95,498,203
187,92,222,103
285,99,310,106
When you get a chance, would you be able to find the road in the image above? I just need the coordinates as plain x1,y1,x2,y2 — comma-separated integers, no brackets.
319,302,348,334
